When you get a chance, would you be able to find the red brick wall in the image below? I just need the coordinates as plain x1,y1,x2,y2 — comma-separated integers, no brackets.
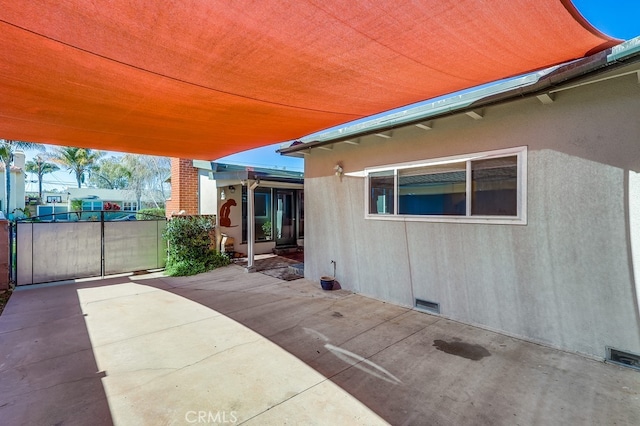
165,158,199,218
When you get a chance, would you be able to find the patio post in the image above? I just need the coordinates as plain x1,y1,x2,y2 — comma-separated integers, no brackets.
246,180,259,271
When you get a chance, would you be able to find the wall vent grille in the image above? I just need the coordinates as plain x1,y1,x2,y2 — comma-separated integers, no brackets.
415,298,440,314
606,347,640,371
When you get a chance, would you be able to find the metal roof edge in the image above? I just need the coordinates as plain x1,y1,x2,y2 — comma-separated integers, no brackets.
608,37,640,62
211,170,303,184
279,35,640,155
192,160,304,178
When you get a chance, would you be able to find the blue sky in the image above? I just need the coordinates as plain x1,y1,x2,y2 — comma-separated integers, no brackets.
572,0,640,40
26,0,640,192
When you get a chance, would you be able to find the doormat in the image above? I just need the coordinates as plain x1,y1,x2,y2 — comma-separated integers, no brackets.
260,267,303,281
238,255,298,272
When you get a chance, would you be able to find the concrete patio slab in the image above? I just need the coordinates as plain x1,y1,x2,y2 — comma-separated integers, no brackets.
80,281,386,425
77,283,220,347
0,264,638,425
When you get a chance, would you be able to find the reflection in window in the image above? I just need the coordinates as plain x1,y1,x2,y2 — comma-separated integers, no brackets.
369,171,394,214
472,156,517,216
241,187,273,241
399,162,466,215
365,147,525,222
241,187,304,243
254,188,272,241
298,191,304,238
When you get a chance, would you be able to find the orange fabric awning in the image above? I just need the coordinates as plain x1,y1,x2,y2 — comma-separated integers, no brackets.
0,0,618,159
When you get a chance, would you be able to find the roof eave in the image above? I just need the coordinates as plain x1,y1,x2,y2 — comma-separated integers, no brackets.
279,36,640,156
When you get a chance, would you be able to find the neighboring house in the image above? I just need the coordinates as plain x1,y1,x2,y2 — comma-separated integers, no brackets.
280,38,640,362
65,188,144,212
29,191,69,218
39,191,70,205
166,159,304,256
36,188,159,219
0,150,26,215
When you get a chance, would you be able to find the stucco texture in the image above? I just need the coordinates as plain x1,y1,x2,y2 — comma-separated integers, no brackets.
303,68,640,358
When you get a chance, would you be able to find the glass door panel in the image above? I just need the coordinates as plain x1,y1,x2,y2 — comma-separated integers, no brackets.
275,190,295,246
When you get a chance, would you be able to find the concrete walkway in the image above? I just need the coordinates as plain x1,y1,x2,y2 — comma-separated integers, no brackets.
0,265,638,425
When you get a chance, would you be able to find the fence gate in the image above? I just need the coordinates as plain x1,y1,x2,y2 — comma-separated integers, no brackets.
12,213,167,286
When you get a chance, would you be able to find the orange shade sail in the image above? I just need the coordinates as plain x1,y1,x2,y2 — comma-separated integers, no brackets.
0,0,617,159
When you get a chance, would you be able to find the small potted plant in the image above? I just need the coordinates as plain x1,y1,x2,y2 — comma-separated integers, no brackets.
320,260,337,290
262,220,272,239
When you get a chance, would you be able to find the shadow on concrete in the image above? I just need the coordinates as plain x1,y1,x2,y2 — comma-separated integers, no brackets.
142,266,640,426
2,267,639,425
0,280,115,425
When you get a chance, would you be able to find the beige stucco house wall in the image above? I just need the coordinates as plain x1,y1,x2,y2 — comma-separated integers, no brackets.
298,61,640,360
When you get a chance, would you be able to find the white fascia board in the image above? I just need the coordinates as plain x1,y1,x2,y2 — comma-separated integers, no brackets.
298,72,547,144
192,160,212,170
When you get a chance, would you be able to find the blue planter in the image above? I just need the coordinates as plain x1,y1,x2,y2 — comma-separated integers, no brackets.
320,276,334,291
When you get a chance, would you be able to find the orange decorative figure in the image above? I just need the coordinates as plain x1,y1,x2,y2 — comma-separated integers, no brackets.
219,199,237,227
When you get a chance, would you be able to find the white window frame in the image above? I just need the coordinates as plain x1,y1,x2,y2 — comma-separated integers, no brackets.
364,146,527,225
82,200,103,211
123,201,138,212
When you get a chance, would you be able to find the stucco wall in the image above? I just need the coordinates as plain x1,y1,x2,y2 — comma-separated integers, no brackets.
303,70,640,359
216,183,243,253
0,170,26,213
198,170,218,215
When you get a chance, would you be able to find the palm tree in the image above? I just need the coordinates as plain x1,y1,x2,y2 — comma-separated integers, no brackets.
0,139,45,215
53,147,104,188
25,155,60,200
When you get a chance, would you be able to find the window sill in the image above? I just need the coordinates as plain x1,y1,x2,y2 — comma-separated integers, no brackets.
365,214,527,225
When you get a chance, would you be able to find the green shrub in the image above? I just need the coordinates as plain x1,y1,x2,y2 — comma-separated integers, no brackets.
165,259,209,277
137,208,166,220
162,215,229,276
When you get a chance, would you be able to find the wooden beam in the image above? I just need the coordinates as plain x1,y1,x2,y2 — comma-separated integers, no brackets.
536,93,554,104
375,131,393,138
415,121,432,130
465,110,483,120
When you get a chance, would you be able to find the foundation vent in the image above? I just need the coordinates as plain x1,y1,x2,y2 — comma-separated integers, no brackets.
606,347,640,371
415,298,440,314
